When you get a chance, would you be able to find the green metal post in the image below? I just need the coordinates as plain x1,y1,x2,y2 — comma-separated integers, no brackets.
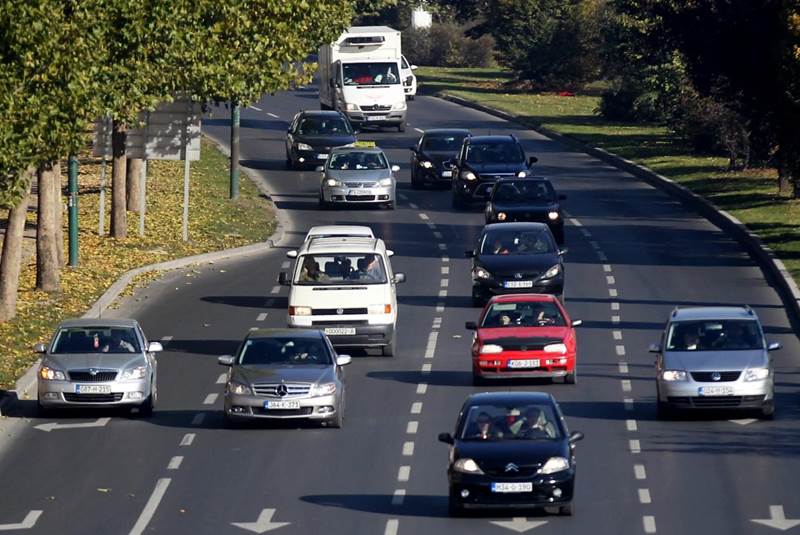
68,155,79,266
230,101,240,200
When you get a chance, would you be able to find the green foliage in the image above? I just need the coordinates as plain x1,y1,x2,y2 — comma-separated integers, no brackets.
403,23,495,68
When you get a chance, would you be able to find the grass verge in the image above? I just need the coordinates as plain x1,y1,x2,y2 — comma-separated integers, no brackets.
0,138,275,389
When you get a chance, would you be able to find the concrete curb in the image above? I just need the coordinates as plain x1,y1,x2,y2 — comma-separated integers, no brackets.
438,92,800,329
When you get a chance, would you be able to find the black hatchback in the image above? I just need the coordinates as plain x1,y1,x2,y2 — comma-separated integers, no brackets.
439,392,583,516
485,178,567,244
285,110,356,170
410,128,471,189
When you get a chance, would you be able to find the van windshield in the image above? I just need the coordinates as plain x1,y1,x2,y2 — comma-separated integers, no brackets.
343,62,400,86
295,253,387,285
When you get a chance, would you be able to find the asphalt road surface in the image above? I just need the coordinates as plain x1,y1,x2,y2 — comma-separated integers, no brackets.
1,87,799,535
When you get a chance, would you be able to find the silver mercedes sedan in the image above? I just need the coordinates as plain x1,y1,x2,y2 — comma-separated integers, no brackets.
317,145,399,210
219,328,351,427
36,318,162,416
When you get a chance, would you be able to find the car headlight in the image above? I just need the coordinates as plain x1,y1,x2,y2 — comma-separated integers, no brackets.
120,366,148,380
539,456,570,474
368,304,392,314
548,211,560,220
472,267,491,280
392,101,407,110
296,142,312,151
325,178,341,187
543,343,567,354
461,171,477,181
39,366,66,381
517,170,527,178
289,306,312,316
420,160,433,168
453,458,484,474
662,370,687,381
497,212,507,221
345,103,359,111
480,344,503,354
228,382,252,395
541,264,561,279
378,177,393,187
744,367,770,381
310,382,337,396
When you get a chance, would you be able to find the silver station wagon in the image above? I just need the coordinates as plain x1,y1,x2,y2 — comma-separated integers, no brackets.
317,145,399,210
36,318,162,416
651,306,780,419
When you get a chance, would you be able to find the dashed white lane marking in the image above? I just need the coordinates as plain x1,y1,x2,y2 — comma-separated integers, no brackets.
433,231,443,239
603,264,612,272
402,442,415,456
203,393,218,405
409,202,419,209
440,279,449,287
129,478,172,535
191,413,206,426
613,330,623,340
249,105,262,111
256,312,268,321
606,275,616,285
611,302,620,311
421,363,432,373
634,464,647,480
569,218,583,227
167,456,183,470
441,256,449,263
612,315,621,324
616,345,626,356
619,362,629,374
437,243,447,250
399,193,408,201
590,241,601,250
392,489,406,505
397,466,411,482
643,516,656,533
281,260,290,269
249,327,259,331
580,228,591,237
264,298,274,307
266,112,279,119
270,285,281,294
180,433,195,446
598,251,608,261
406,421,419,434
418,212,428,220
639,489,652,504
414,127,424,133
624,398,634,410
621,379,632,392
425,332,439,359
160,335,173,343
441,266,449,275
216,373,227,384
410,402,423,414
416,383,428,395
384,519,399,535
609,288,618,297
436,303,445,313
629,439,641,453
438,290,447,298
626,419,638,432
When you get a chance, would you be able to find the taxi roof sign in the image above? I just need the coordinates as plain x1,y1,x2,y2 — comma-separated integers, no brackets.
351,140,377,148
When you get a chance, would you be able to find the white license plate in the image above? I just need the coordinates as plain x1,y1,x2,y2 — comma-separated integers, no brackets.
316,153,328,160
75,384,112,394
491,482,533,493
508,359,540,369
265,400,301,410
348,189,372,196
324,327,356,336
366,115,384,121
441,170,452,177
698,386,735,396
504,281,534,288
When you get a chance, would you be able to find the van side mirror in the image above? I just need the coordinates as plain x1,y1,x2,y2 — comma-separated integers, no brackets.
391,165,400,172
336,355,352,366
465,321,478,330
648,343,661,353
386,249,394,257
438,432,454,445
768,342,782,351
147,341,163,353
33,343,47,354
393,273,406,284
411,64,418,70
278,272,290,286
528,156,538,166
286,250,298,258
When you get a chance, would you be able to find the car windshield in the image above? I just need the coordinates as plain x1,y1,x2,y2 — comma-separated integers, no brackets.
479,228,556,255
465,142,525,164
297,117,352,136
239,337,332,365
482,301,566,327
343,62,400,86
295,253,387,285
666,320,763,351
422,134,467,152
493,181,555,203
328,151,388,170
460,403,562,441
51,327,140,354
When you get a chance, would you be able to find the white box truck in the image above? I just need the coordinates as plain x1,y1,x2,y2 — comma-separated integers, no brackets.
319,26,407,132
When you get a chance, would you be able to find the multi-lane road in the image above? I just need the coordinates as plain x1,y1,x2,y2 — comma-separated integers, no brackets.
1,87,799,535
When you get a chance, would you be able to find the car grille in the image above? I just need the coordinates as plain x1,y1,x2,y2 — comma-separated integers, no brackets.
482,462,543,477
346,195,377,201
361,104,392,112
490,337,563,351
480,173,516,181
68,370,118,382
63,393,124,403
313,307,368,315
690,371,741,382
495,272,543,281
312,320,368,326
344,182,377,188
251,407,314,417
252,382,312,398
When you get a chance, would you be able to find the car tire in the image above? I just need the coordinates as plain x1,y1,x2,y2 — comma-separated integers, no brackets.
472,374,485,386
223,412,240,429
564,368,577,385
448,491,464,517
558,502,574,516
318,191,330,210
36,401,53,418
407,95,415,101
138,395,154,418
656,400,674,420
760,400,775,420
384,201,395,210
398,123,406,133
553,228,565,245
327,408,344,428
411,171,421,190
382,337,396,357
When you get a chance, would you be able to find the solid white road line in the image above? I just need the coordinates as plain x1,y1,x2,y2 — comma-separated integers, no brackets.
191,413,206,426
643,516,656,533
384,519,399,535
616,345,626,356
129,478,171,535
256,312,268,321
613,330,623,340
626,419,638,432
397,466,411,482
248,105,262,111
267,112,279,118
180,433,195,446
167,456,183,470
416,383,428,395
216,373,227,384
392,489,406,505
629,439,641,453
402,442,415,456
407,421,419,434
634,464,647,480
639,488,652,504
411,402,423,414
203,393,218,405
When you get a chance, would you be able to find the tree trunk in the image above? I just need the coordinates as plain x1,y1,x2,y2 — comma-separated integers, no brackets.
776,147,796,197
111,119,127,237
126,157,142,213
0,177,33,321
36,162,61,292
53,160,65,266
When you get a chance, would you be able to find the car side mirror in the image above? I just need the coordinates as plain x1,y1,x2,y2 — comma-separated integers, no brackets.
147,341,163,353
648,343,661,353
558,248,568,256
218,355,235,366
768,342,782,351
391,165,400,172
568,431,584,443
336,355,352,366
315,165,324,172
393,273,406,284
465,321,478,330
464,250,475,258
278,272,290,286
33,343,47,354
411,64,418,70
386,249,394,257
558,194,567,200
286,250,298,259
571,319,582,327
438,432,454,445
528,156,538,166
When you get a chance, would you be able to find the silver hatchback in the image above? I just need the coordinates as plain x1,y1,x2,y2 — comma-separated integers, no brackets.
651,306,780,419
318,146,399,209
36,318,162,416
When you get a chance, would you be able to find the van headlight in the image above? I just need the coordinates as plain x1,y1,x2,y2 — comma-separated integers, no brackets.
461,171,477,181
453,458,484,474
540,265,561,279
296,142,312,151
378,177,393,187
121,366,148,380
345,103,359,111
325,178,342,187
662,370,687,381
744,367,770,381
392,101,407,110
310,383,337,396
539,457,569,474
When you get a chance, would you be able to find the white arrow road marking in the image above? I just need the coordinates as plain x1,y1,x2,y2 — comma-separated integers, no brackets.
751,505,800,531
730,418,758,426
231,509,290,533
35,417,111,432
129,478,171,535
0,511,42,531
490,518,548,532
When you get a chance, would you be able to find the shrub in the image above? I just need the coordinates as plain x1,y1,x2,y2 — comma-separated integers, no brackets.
402,23,496,68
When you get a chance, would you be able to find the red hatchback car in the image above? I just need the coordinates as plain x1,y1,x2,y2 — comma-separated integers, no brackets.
466,294,581,385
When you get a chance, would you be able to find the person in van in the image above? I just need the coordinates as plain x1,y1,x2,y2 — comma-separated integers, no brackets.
299,257,328,282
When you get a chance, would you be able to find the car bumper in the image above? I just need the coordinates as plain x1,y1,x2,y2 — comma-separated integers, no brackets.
289,321,395,348
658,378,773,409
473,278,564,298
291,148,330,166
474,355,575,379
38,378,152,407
321,184,395,204
454,180,499,202
417,166,453,184
488,213,564,231
449,470,575,509
224,392,340,420
345,110,406,126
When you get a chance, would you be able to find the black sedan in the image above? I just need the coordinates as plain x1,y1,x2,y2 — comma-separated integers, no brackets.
410,128,471,189
439,392,583,516
485,178,567,244
285,110,356,170
467,222,565,306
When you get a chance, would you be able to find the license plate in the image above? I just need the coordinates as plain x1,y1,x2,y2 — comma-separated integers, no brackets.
316,153,328,160
265,400,301,410
324,327,356,336
348,189,372,196
366,115,384,122
504,281,534,288
491,482,533,493
75,384,112,394
698,386,735,396
508,359,540,369
441,170,452,177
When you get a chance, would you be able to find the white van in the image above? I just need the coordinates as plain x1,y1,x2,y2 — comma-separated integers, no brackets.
279,237,405,356
401,55,418,100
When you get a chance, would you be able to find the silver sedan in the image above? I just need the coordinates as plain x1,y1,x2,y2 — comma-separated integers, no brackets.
318,146,399,209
